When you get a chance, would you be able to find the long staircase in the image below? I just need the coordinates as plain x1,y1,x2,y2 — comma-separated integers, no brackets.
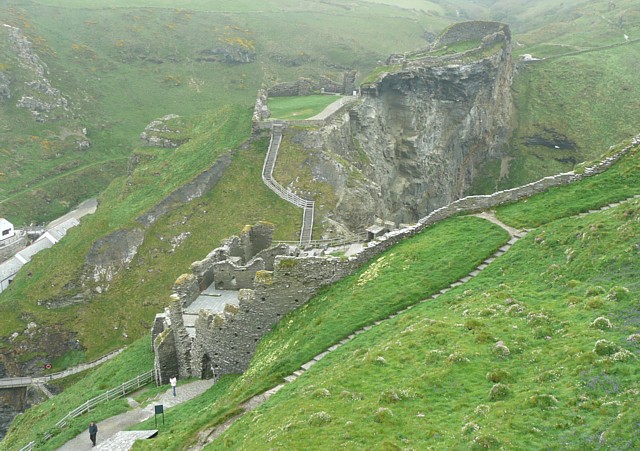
262,123,315,245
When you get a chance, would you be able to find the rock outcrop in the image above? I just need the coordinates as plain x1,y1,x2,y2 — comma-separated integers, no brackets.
0,72,10,102
140,114,190,148
283,22,515,231
196,46,255,64
6,24,69,121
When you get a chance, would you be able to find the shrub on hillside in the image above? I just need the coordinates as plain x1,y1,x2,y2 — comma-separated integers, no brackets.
447,352,471,363
585,286,606,297
606,286,630,302
493,341,510,357
489,383,510,401
528,393,559,409
590,317,613,330
308,411,332,426
373,407,394,423
486,369,511,383
593,339,619,356
474,404,490,417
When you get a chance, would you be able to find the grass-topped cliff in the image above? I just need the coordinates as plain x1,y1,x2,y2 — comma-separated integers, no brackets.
2,0,640,448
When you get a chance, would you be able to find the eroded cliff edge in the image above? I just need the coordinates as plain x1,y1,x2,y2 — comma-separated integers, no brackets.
281,22,515,232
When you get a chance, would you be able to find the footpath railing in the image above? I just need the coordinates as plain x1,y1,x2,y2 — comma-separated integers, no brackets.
19,369,156,450
55,370,155,429
0,348,124,389
261,124,315,244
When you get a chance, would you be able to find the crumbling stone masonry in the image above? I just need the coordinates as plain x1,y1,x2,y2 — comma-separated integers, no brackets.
152,134,639,384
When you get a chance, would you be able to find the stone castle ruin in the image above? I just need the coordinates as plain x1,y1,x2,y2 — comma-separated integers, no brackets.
152,18,639,385
152,129,639,385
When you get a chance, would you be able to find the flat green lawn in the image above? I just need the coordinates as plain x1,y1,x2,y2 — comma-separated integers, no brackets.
268,95,343,120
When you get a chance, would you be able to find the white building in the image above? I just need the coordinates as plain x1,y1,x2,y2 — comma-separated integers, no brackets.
0,218,79,293
0,218,15,241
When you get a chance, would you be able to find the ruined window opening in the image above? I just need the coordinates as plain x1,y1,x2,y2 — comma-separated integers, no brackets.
200,353,214,380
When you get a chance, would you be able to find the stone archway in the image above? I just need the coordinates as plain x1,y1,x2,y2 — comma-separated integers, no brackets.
201,353,214,380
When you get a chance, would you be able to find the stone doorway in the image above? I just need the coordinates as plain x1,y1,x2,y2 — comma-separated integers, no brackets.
201,353,215,379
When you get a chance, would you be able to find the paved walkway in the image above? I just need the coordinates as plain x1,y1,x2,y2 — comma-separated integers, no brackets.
57,379,215,451
307,95,357,121
48,198,97,229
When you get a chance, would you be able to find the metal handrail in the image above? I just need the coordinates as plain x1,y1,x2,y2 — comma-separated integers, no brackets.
261,124,316,244
55,370,155,429
0,348,125,389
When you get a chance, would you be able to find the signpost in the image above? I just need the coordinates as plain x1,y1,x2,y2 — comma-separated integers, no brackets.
154,405,164,427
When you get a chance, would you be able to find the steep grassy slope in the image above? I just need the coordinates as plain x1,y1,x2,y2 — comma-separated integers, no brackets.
218,201,640,449
208,148,640,449
0,105,303,360
0,0,436,223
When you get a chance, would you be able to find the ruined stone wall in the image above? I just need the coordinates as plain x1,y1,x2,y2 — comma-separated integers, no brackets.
167,298,192,380
182,134,638,378
254,244,299,271
252,89,270,123
153,327,179,385
212,258,265,290
267,73,354,97
240,222,275,262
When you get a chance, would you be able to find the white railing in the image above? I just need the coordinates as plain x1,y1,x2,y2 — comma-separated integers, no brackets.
261,124,315,244
55,370,155,429
18,369,154,451
0,348,124,389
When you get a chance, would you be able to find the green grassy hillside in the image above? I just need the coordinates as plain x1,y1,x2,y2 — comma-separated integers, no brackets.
0,105,304,359
204,141,640,449
0,0,436,224
3,0,640,448
218,197,640,448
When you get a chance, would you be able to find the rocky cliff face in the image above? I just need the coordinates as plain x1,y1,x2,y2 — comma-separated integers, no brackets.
287,22,514,231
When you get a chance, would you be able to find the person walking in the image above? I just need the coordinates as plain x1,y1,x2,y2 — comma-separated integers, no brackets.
170,376,177,396
88,421,98,447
